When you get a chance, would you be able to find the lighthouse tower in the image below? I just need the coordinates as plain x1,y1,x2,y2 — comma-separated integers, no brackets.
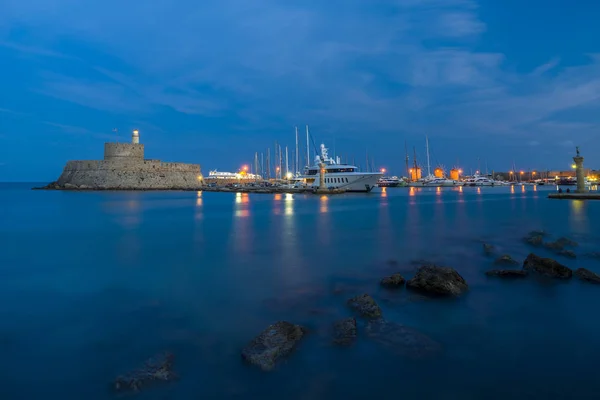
132,129,140,144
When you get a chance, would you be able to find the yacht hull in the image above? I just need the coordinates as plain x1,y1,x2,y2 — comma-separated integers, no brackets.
312,173,383,192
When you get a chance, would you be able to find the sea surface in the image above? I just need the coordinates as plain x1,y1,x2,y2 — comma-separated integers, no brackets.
1,183,600,399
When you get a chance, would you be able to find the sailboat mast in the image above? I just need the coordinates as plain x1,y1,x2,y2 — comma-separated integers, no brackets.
425,136,431,177
306,125,310,167
285,146,289,178
295,126,299,175
404,140,409,178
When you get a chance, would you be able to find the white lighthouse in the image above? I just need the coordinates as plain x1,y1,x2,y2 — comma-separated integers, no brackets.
132,129,140,144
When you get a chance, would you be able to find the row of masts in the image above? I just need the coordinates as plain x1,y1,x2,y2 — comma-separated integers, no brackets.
248,129,526,180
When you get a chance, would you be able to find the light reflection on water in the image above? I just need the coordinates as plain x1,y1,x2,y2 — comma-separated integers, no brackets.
1,184,600,399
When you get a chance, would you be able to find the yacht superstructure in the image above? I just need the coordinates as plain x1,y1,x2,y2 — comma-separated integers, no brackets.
300,143,382,192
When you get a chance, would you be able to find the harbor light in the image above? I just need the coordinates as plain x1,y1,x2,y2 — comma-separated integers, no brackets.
242,165,248,171
380,168,386,173
286,172,292,180
571,164,577,169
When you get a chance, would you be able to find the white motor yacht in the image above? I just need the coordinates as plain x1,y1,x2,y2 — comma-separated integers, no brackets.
299,143,382,192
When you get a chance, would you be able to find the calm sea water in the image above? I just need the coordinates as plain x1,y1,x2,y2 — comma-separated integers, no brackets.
1,183,600,399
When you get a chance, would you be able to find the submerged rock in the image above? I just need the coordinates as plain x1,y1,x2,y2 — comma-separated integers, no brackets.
556,237,579,247
114,352,176,392
332,317,357,345
365,319,441,358
585,252,600,260
406,265,468,296
483,243,495,255
347,294,382,319
494,254,519,265
575,268,600,284
485,269,528,278
524,234,543,246
543,241,564,251
529,230,548,237
380,273,406,288
241,321,306,371
558,249,577,259
522,253,572,279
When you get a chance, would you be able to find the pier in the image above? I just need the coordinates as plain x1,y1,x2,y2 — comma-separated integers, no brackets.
548,193,600,200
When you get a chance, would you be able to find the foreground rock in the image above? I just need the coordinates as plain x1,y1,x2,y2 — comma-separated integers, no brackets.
380,273,406,288
485,269,528,278
406,265,468,296
365,319,442,358
522,253,572,279
347,294,383,319
332,318,357,345
494,254,519,265
575,268,600,284
241,321,306,371
114,352,177,392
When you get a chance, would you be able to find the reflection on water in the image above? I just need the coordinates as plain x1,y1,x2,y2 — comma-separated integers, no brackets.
510,185,515,194
319,195,328,213
235,192,250,218
284,193,294,216
381,187,387,198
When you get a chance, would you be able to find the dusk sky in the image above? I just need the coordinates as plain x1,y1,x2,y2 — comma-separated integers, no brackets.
1,0,599,181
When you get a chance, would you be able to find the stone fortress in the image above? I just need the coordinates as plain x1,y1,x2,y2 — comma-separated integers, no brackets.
43,130,203,190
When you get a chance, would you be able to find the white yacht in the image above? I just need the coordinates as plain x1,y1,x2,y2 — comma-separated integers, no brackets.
300,143,382,192
423,178,460,187
462,175,498,186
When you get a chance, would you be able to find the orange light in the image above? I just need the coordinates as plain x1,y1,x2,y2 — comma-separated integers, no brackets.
380,168,386,173
532,171,536,175
242,165,248,171
520,171,524,175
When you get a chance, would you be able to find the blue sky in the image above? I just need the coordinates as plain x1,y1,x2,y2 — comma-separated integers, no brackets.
1,0,599,181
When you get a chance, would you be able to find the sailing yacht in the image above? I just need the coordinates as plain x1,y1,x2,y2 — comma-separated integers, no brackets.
300,143,382,192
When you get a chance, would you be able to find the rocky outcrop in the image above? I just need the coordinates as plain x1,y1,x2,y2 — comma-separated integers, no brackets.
575,268,600,284
114,352,177,392
406,265,468,296
365,319,441,358
332,318,357,345
522,253,572,279
485,269,528,278
347,294,383,319
380,273,406,288
241,321,306,371
494,254,519,265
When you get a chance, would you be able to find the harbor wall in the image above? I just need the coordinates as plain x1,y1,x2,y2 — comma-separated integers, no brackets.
56,159,203,189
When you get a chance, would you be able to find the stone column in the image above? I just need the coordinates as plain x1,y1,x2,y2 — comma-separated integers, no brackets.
573,152,585,193
319,163,326,190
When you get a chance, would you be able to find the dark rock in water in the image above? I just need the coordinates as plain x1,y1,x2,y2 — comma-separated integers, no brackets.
575,268,600,284
114,352,176,392
347,294,383,319
365,319,442,358
406,265,468,296
558,249,577,259
32,181,63,190
483,243,495,255
494,254,519,265
485,269,528,278
556,237,579,247
522,253,572,279
524,234,543,246
241,321,306,371
332,317,357,345
543,241,564,251
380,273,406,288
